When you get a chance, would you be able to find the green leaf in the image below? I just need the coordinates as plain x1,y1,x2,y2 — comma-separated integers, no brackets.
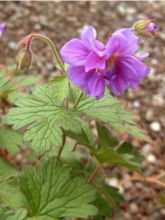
0,158,18,181
95,124,143,172
94,182,123,218
5,84,84,155
20,158,98,219
7,92,31,105
0,72,15,97
6,209,27,220
96,123,118,149
50,76,69,104
0,158,25,209
75,92,148,140
0,180,26,209
117,142,144,165
2,209,27,220
0,128,23,154
61,139,84,167
13,75,41,87
65,120,94,146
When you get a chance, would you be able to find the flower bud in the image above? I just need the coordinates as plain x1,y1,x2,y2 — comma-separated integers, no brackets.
16,48,32,72
133,20,158,37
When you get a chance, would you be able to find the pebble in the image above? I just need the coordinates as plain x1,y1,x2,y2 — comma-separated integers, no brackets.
117,4,126,15
146,153,157,163
150,121,161,132
107,177,119,188
133,100,140,108
160,209,165,216
145,110,154,121
152,94,164,106
159,32,165,41
141,144,152,156
130,203,139,214
8,41,16,50
127,7,137,14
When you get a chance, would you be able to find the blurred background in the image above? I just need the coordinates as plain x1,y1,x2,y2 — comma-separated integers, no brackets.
0,1,165,220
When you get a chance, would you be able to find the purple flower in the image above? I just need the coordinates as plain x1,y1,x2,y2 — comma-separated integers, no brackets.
68,66,106,99
0,23,5,37
60,26,106,72
61,26,150,99
105,28,150,94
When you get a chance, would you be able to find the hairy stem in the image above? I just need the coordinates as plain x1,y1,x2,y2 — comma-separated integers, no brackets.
57,135,66,160
71,142,78,152
30,33,66,74
66,82,70,109
87,164,101,184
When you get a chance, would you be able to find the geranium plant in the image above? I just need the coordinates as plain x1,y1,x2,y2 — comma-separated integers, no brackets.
0,20,160,219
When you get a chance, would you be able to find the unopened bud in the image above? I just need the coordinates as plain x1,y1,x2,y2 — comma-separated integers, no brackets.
16,48,32,72
133,20,158,37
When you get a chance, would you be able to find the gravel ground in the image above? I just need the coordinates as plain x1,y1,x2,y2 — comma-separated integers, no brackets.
0,1,165,220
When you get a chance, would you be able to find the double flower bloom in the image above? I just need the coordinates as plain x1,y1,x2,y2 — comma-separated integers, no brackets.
60,25,154,99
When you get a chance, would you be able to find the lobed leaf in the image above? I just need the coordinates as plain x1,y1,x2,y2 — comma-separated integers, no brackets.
95,124,144,172
20,158,98,219
6,83,85,155
75,92,148,140
0,128,23,154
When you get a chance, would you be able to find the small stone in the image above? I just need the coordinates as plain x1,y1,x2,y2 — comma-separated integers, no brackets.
130,203,138,214
160,209,165,216
8,41,16,50
145,110,154,121
127,7,137,14
153,94,164,106
159,32,165,41
117,5,126,15
146,153,156,163
133,100,140,108
141,144,152,156
107,177,119,188
150,121,161,132
126,15,134,22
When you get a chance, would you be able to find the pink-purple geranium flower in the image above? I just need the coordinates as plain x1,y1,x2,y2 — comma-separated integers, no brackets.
0,23,5,37
60,25,151,99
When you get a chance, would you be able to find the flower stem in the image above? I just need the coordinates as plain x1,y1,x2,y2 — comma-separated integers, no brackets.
73,92,84,109
30,33,66,75
57,135,66,160
72,142,78,152
87,164,101,184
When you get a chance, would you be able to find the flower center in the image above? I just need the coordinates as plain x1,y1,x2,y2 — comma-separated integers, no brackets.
107,54,118,71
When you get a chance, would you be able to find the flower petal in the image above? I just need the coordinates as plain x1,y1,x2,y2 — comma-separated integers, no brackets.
121,56,150,83
86,70,105,99
117,28,139,45
109,73,128,95
106,28,138,57
81,26,105,56
85,52,106,72
137,52,149,61
81,26,97,46
0,23,5,37
109,55,150,94
60,39,90,66
68,66,86,86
